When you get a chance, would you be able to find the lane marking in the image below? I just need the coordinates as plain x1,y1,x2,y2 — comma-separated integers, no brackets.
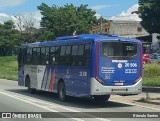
0,91,84,121
0,91,111,121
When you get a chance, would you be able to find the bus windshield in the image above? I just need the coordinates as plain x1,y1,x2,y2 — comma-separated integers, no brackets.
101,41,137,60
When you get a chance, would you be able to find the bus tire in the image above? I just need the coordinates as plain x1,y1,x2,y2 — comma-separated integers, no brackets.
25,76,36,94
94,95,110,102
58,81,66,101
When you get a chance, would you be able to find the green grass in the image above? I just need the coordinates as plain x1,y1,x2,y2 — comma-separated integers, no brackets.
143,64,160,87
0,56,18,80
143,77,160,87
143,64,160,77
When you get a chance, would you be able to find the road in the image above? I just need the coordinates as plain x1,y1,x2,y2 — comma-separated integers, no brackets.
0,79,159,121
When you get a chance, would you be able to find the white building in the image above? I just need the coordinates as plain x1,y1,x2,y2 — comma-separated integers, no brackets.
109,21,149,38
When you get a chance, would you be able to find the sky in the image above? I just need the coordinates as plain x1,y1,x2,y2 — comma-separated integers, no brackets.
0,0,140,28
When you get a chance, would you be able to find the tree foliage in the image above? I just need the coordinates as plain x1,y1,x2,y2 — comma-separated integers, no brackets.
37,3,98,37
0,20,21,47
137,0,160,34
0,20,21,56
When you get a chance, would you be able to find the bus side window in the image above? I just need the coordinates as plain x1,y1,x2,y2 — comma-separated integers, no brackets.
65,46,72,65
50,46,60,65
72,45,78,66
32,48,37,65
78,44,84,66
26,49,29,64
23,48,27,64
50,47,56,65
55,46,60,64
36,48,40,65
46,47,49,64
26,48,32,64
30,48,33,64
60,46,66,65
84,44,90,66
41,47,46,65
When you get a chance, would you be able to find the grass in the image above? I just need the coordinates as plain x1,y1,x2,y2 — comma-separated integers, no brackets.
143,64,160,77
143,64,160,87
143,77,160,87
0,56,18,80
0,56,159,87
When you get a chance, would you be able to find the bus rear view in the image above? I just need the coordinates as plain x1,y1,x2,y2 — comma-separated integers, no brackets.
91,38,142,99
18,34,142,102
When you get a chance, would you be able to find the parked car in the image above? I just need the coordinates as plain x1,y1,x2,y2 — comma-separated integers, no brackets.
143,54,151,64
149,53,160,64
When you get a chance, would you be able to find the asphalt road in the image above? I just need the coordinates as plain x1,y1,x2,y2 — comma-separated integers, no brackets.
0,79,159,121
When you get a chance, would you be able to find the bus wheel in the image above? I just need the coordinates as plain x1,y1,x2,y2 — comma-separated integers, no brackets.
25,77,36,94
58,82,66,101
94,95,110,102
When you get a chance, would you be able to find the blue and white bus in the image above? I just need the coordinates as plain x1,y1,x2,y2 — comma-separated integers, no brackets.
18,34,142,102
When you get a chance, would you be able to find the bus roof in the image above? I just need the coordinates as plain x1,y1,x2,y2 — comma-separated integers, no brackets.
21,34,141,47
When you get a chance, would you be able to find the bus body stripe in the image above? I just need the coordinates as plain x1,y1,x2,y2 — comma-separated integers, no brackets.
95,41,99,78
49,68,56,92
41,66,47,89
140,43,142,77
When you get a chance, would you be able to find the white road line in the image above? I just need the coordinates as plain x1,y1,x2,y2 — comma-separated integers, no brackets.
0,91,84,121
0,91,111,121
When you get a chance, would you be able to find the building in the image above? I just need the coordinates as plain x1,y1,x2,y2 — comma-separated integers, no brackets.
109,21,151,53
109,21,149,38
89,20,152,53
89,21,149,38
89,23,110,35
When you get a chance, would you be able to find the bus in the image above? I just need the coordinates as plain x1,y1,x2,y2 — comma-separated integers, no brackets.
18,34,142,102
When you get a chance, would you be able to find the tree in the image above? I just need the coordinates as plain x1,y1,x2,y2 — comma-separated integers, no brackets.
0,20,21,46
3,20,15,30
0,20,21,56
15,14,39,43
136,0,160,34
37,3,98,38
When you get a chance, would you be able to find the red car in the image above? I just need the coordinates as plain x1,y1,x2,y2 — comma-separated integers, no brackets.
142,54,151,64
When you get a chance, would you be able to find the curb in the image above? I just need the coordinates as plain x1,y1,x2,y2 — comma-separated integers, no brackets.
142,86,160,93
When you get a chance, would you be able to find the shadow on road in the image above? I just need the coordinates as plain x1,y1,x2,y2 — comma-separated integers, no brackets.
6,89,134,109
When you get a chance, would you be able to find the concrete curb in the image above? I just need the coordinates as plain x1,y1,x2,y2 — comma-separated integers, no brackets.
142,86,160,93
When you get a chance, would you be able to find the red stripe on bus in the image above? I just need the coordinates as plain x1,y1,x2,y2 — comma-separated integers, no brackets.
95,41,99,78
49,68,56,92
140,43,142,77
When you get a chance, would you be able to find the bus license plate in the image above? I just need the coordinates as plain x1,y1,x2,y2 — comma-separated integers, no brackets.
115,83,123,86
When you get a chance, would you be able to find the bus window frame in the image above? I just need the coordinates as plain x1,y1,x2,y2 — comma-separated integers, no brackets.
100,41,138,60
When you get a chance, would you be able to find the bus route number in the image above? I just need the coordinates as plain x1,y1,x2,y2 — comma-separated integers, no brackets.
125,63,137,68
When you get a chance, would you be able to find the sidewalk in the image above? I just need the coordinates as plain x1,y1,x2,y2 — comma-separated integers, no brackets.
110,92,160,109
